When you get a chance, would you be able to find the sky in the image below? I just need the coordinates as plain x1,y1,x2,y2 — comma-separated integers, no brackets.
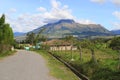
0,0,120,32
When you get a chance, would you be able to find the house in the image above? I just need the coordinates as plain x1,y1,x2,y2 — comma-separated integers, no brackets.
43,39,77,51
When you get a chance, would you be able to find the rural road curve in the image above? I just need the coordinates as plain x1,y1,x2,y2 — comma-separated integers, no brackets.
0,50,57,80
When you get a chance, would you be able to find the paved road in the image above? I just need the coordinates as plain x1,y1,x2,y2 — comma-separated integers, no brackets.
0,50,57,80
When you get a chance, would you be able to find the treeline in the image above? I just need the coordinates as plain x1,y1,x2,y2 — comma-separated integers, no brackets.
0,14,14,53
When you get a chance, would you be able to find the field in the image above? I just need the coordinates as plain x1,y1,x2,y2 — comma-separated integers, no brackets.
50,48,120,80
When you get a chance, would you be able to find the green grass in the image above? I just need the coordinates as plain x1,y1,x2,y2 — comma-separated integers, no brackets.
36,50,80,80
51,48,120,80
0,51,16,59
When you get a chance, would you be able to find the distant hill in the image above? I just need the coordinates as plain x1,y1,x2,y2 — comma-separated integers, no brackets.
111,30,120,35
30,19,112,38
14,32,25,37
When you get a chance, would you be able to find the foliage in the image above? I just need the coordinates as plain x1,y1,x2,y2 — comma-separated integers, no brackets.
0,14,14,53
50,38,119,80
26,32,35,45
26,28,46,45
109,37,120,50
0,50,16,58
91,68,120,80
36,50,79,80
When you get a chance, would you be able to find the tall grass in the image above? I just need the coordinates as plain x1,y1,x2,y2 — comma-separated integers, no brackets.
36,50,80,80
51,48,120,80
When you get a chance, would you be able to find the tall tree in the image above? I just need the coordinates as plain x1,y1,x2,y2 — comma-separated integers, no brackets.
0,14,5,26
26,28,46,45
0,14,14,52
26,32,35,45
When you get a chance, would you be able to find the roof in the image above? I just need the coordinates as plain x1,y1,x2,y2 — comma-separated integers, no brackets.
43,39,71,46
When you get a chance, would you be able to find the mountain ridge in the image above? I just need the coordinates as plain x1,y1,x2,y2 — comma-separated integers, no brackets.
30,19,112,38
111,30,120,35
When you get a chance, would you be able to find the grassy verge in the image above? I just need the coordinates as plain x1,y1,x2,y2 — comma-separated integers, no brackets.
36,50,80,80
0,50,16,59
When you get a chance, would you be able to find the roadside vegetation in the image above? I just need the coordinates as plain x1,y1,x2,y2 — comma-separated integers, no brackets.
0,14,15,58
36,50,80,80
0,51,16,59
50,36,120,80
17,26,120,80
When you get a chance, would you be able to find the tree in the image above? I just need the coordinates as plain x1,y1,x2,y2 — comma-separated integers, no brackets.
26,32,35,45
0,14,14,52
0,14,5,26
109,37,120,50
26,28,46,45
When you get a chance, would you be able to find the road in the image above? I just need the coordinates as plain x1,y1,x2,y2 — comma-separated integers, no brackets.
0,50,57,80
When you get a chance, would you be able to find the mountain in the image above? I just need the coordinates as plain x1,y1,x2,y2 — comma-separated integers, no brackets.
31,19,111,38
14,32,25,37
111,30,120,35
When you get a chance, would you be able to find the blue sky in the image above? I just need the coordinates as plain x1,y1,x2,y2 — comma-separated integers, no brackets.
0,0,120,32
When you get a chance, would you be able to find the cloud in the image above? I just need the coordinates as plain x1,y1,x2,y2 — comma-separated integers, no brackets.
111,0,120,7
113,11,120,19
5,13,45,32
90,0,120,6
43,0,74,23
90,0,106,4
37,7,47,12
112,22,120,30
5,0,95,32
51,0,61,9
76,19,96,24
112,11,120,30
8,8,17,13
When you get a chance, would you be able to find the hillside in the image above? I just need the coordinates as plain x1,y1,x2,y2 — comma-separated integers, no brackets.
111,30,120,35
14,32,25,37
31,19,111,38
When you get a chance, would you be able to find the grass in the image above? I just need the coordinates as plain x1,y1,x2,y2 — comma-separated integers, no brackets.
36,50,80,80
51,48,120,80
0,50,16,59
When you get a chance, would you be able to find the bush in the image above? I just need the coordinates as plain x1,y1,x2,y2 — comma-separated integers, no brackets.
109,37,120,50
91,68,120,80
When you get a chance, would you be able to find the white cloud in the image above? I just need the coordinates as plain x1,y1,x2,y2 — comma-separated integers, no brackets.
90,0,120,6
90,0,106,4
4,0,95,32
111,0,120,6
37,7,47,12
8,8,17,13
76,19,96,24
112,22,120,30
51,0,61,9
43,0,74,23
6,13,45,32
113,11,120,19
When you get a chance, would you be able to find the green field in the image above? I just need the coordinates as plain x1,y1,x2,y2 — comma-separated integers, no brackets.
51,48,120,80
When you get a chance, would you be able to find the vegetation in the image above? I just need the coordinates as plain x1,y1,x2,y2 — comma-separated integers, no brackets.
0,51,16,59
0,14,14,53
47,36,120,80
15,27,120,80
109,37,120,50
36,50,79,80
25,28,46,45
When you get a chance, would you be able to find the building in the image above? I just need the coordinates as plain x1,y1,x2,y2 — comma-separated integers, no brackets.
43,39,77,51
